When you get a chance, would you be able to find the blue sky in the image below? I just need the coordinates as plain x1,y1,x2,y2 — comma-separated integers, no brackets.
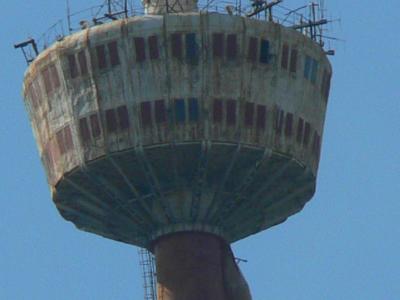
1,1,399,299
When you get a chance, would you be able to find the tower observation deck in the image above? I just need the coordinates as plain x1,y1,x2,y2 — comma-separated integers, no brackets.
21,0,332,299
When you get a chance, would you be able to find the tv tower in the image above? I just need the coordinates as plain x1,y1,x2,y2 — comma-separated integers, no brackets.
18,0,332,299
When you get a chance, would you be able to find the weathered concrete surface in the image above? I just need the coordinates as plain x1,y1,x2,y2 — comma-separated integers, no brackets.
153,232,251,300
22,13,332,247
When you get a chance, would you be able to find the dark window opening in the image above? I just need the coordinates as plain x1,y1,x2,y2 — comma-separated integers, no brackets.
42,67,52,95
304,55,312,79
78,51,88,76
244,102,254,127
174,99,185,123
171,33,183,59
226,100,236,126
117,105,130,130
296,117,304,144
148,36,159,60
281,44,289,70
79,118,91,143
155,100,167,124
134,37,146,62
213,99,223,123
212,33,224,58
105,109,118,133
285,113,293,137
68,54,78,79
96,45,107,69
248,37,258,62
108,41,120,67
90,114,101,138
289,49,298,73
256,105,266,130
226,34,237,60
275,109,284,134
311,59,318,84
259,39,270,64
140,102,152,127
186,33,198,64
188,98,199,122
303,122,311,146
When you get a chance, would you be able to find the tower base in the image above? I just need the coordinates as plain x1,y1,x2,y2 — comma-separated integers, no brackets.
153,232,252,300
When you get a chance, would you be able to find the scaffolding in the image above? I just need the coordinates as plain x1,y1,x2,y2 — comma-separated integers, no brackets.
138,248,157,300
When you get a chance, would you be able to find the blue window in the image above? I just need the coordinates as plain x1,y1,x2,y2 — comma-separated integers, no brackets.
311,59,319,84
304,55,312,79
259,39,270,64
188,98,199,121
186,33,198,65
174,99,185,123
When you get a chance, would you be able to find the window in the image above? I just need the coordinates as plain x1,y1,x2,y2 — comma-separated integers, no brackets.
188,98,199,122
213,99,223,123
212,33,224,58
289,49,298,73
134,37,146,62
90,114,101,138
275,109,284,134
226,34,237,60
140,102,152,127
79,118,91,143
117,105,130,130
281,44,289,70
303,122,311,146
105,109,118,133
155,100,167,124
244,102,254,127
96,45,107,69
68,54,78,79
42,67,52,95
285,113,293,137
256,105,266,130
311,59,318,84
49,64,60,89
186,33,198,64
64,126,74,151
260,39,270,64
304,55,312,79
296,117,304,144
148,35,159,60
108,41,120,67
78,51,88,76
171,33,183,59
248,37,258,62
174,99,185,123
226,99,236,126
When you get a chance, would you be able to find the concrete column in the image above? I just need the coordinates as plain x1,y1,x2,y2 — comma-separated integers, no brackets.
153,232,252,300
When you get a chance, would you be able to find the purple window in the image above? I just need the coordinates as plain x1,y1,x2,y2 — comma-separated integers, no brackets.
256,105,266,130
213,33,224,58
96,45,107,69
78,50,88,76
296,117,304,144
134,37,146,62
285,113,293,137
289,49,298,73
64,126,74,151
226,34,237,60
303,122,311,146
244,102,254,127
117,105,130,130
213,99,223,123
105,109,118,133
108,41,120,67
79,118,91,143
155,100,167,124
141,102,152,127
281,44,289,70
148,35,159,60
171,33,183,59
226,99,236,126
248,37,258,62
90,114,101,138
68,54,78,79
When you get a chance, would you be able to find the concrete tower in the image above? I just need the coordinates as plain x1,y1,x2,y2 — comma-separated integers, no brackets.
21,0,332,299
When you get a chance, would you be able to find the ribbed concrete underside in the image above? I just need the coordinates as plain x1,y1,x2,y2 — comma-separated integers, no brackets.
54,142,315,247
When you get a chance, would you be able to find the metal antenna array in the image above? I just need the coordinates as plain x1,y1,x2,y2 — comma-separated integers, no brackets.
138,248,157,300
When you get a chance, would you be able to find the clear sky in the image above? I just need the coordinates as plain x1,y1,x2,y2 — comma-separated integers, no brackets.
1,1,399,299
